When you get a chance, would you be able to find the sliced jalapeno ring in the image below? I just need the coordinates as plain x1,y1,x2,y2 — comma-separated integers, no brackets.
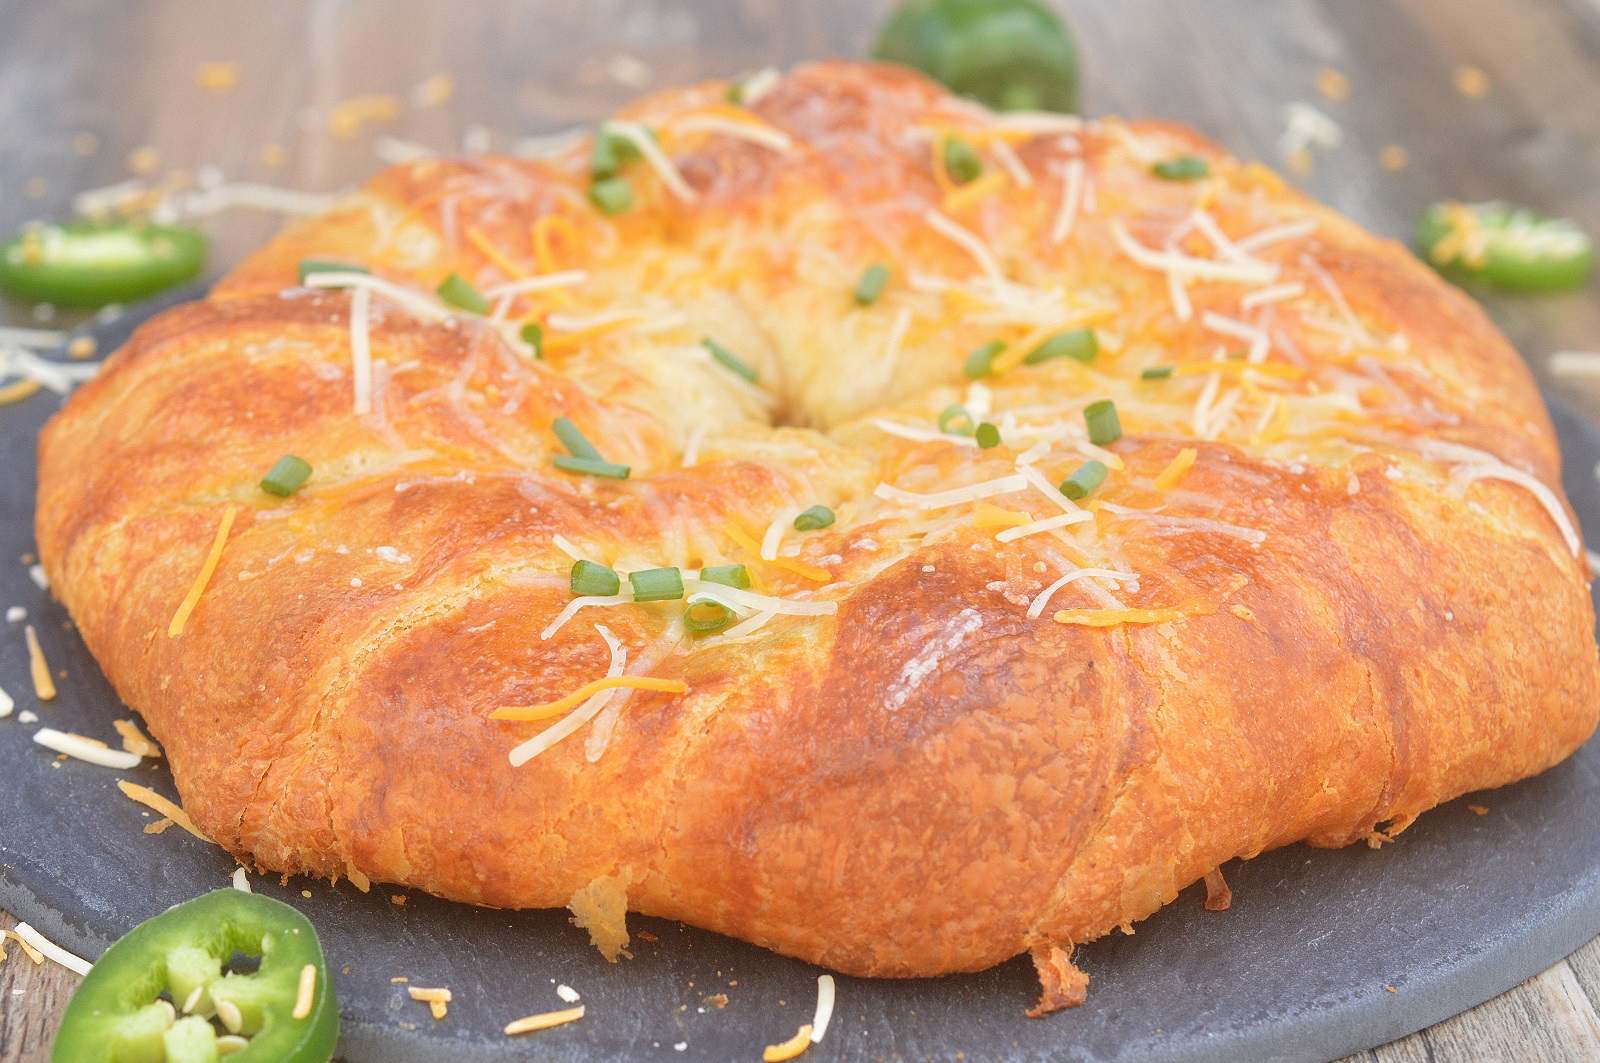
1417,201,1593,293
52,889,337,1063
872,0,1081,114
1,220,207,309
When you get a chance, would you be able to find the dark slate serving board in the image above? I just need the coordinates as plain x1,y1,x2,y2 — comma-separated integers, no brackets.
2,295,1600,1063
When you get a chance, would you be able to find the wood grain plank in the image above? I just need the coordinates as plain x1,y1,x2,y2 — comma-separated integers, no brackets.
0,911,80,1063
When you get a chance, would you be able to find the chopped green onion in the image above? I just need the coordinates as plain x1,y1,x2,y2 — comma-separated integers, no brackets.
938,404,976,435
942,136,984,184
521,322,544,358
964,340,1006,378
975,422,1001,449
1024,327,1097,365
551,417,629,477
551,455,632,479
552,416,603,461
854,263,890,305
588,177,634,216
793,505,835,531
1059,460,1108,500
1141,365,1174,380
698,564,751,590
1152,155,1211,181
629,567,685,602
260,455,312,497
684,597,735,633
703,337,758,383
590,129,644,180
1083,400,1122,445
570,559,621,597
298,259,368,284
1226,350,1246,361
436,273,489,315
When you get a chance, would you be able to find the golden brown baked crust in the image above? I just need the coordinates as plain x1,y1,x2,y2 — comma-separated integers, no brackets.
36,61,1600,1004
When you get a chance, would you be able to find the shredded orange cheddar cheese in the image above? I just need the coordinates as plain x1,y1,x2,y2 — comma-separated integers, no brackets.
5,930,44,965
25,624,55,701
942,169,1007,213
169,505,240,637
972,504,1033,529
1053,608,1188,627
329,94,401,140
728,526,832,582
491,677,689,722
505,1005,585,1036
0,380,41,405
764,1024,815,1062
114,719,162,758
1153,448,1198,492
118,780,212,843
533,214,583,275
466,226,529,281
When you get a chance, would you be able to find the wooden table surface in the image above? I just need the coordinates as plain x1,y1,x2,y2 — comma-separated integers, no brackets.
6,1,1600,1060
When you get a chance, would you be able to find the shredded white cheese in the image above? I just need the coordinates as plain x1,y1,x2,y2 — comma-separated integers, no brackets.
1240,281,1306,310
0,685,12,719
1110,220,1279,285
33,728,143,769
991,111,1083,135
671,114,791,151
349,287,373,416
482,270,588,299
232,867,252,892
552,535,591,563
874,474,1028,511
1,347,99,394
1420,440,1582,558
601,120,696,203
724,606,780,638
995,511,1093,542
541,592,635,641
882,307,913,367
988,138,1031,187
1549,351,1600,378
870,419,977,450
12,922,92,976
924,209,1004,280
810,975,836,1043
682,580,838,618
1200,311,1271,362
161,182,341,221
0,326,66,350
1027,567,1139,618
1166,269,1193,323
510,627,626,766
1098,504,1267,544
761,508,803,561
1016,463,1079,514
1235,218,1319,254
303,273,448,323
735,67,781,107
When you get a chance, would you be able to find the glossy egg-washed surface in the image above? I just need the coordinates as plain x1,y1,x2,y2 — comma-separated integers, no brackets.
34,61,1600,1005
